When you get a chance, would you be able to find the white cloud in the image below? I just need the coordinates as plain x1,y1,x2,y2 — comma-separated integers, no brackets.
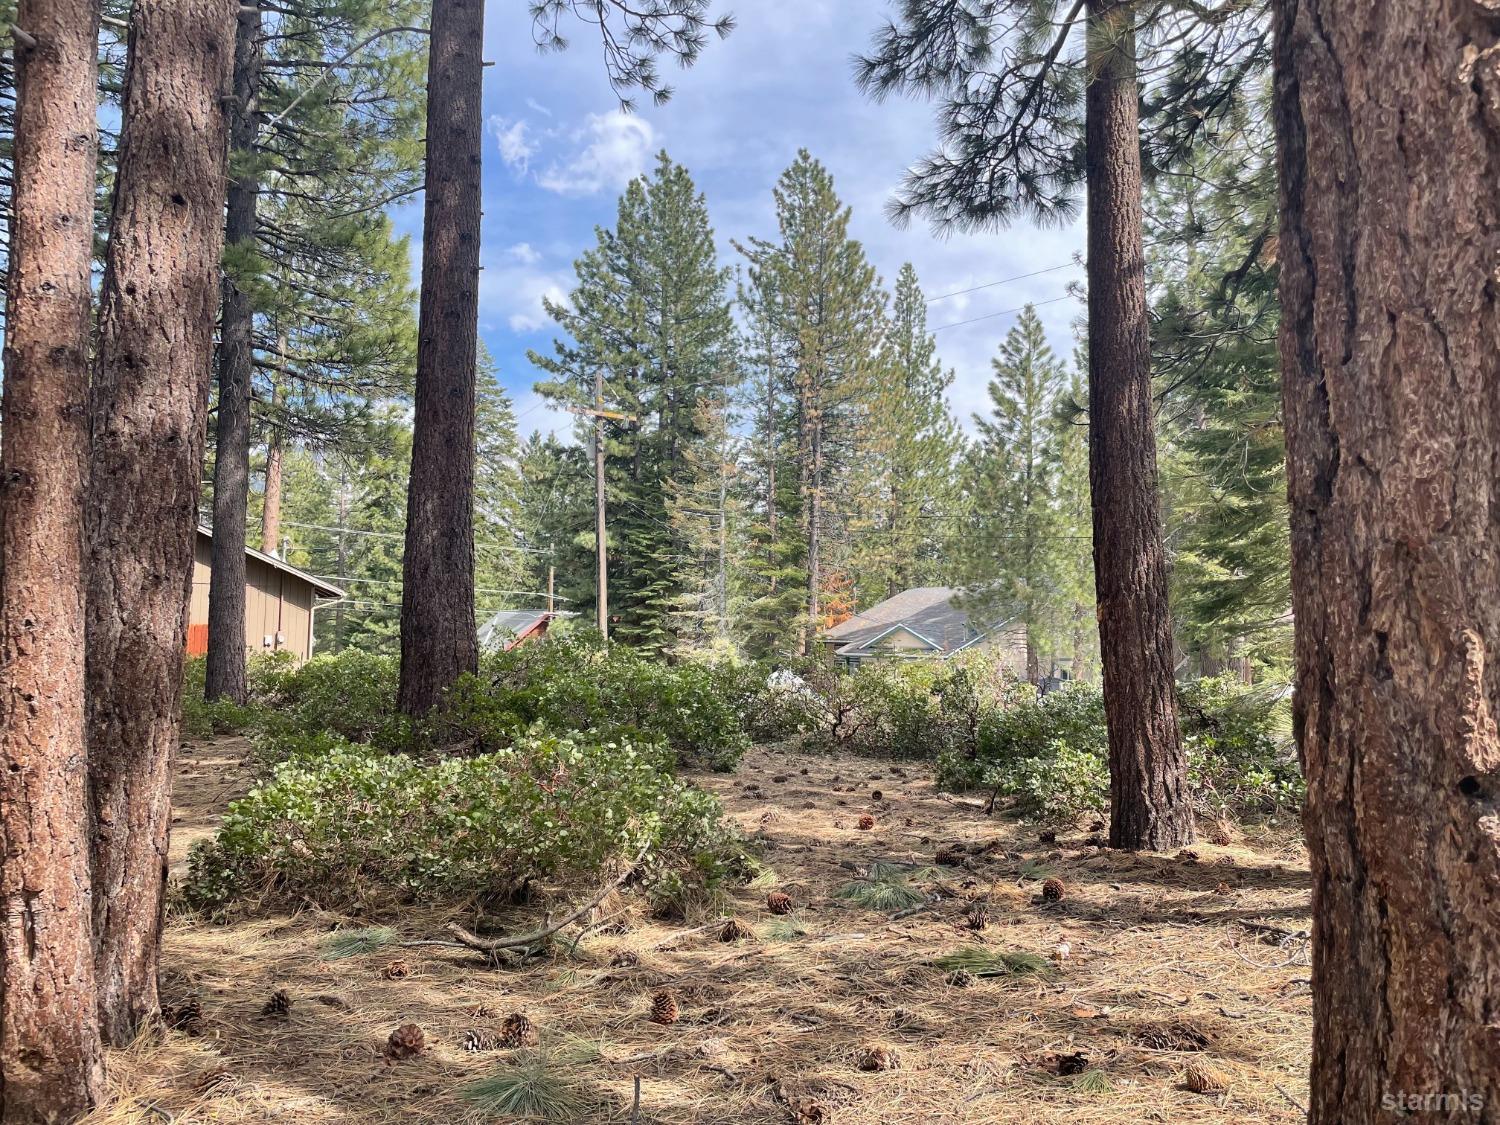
479,259,572,335
537,111,657,196
506,242,543,266
488,116,536,174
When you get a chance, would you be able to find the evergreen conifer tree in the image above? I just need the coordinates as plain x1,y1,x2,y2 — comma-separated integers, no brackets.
532,153,737,652
961,304,1068,680
736,151,888,654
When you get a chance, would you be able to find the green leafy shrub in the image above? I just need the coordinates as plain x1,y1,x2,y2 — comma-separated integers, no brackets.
1179,675,1301,811
180,657,263,739
252,649,408,748
936,677,1299,821
1004,740,1109,823
185,727,747,911
480,638,750,770
793,653,1027,761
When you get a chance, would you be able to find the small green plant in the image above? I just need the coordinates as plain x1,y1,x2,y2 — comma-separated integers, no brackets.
835,872,927,913
1017,858,1054,881
931,947,1055,979
765,915,810,942
1075,1069,1114,1095
462,1049,586,1120
321,926,397,959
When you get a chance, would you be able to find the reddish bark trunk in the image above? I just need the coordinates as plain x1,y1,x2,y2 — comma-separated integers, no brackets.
0,2,106,1118
1274,1,1500,1118
204,3,261,704
1084,0,1193,851
398,0,483,714
261,384,283,554
85,0,236,1046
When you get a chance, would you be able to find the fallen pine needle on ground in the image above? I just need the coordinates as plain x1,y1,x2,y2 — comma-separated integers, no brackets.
85,740,1312,1124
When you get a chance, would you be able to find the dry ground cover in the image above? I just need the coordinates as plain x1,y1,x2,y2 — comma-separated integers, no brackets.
89,742,1314,1124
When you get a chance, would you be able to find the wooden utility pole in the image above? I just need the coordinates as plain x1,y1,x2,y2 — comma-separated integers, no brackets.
568,370,636,644
546,564,556,614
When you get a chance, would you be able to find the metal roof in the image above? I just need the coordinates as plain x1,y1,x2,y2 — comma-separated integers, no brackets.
196,526,344,599
478,608,556,650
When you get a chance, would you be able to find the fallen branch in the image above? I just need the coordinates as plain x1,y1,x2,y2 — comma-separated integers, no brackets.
444,846,650,957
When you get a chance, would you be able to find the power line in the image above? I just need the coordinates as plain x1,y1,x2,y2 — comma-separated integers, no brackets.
282,518,551,554
932,293,1075,334
312,572,570,601
925,261,1076,304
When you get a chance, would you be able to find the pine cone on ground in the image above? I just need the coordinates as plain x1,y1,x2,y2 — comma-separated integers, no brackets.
610,949,640,968
461,1028,503,1052
1208,824,1233,847
649,989,679,1025
163,998,205,1035
719,918,756,942
934,846,965,867
857,814,876,830
766,891,794,915
498,1012,539,1048
1055,1052,1089,1076
1213,881,1233,896
945,969,976,988
1184,1064,1227,1095
384,1023,426,1060
857,1044,902,1072
465,1003,499,1019
1041,877,1066,903
1177,849,1200,862
381,960,410,980
193,1067,236,1095
964,903,990,931
260,989,292,1018
1037,829,1057,844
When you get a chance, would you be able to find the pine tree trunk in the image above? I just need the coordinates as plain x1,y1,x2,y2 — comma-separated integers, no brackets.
0,2,106,1117
1274,1,1500,1117
1083,0,1192,851
261,382,283,554
85,0,235,1046
398,0,482,714
204,4,261,703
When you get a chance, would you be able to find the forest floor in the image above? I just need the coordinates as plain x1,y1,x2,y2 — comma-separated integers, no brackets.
88,740,1314,1125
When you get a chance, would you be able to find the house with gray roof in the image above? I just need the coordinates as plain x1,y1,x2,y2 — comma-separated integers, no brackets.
816,586,1026,673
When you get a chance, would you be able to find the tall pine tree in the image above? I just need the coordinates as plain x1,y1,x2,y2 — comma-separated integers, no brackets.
532,153,737,652
961,304,1068,681
737,151,888,654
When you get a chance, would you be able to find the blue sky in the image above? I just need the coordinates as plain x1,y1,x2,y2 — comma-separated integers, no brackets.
395,0,1088,441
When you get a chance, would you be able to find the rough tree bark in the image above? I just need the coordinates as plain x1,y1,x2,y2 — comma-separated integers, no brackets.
0,2,106,1118
261,381,282,554
85,0,236,1046
204,3,261,703
1084,0,1193,851
397,0,483,715
1274,1,1500,1119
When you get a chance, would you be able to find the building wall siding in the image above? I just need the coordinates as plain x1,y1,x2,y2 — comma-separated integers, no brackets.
190,532,318,661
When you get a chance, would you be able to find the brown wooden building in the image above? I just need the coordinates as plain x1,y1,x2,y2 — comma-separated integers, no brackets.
187,527,343,662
